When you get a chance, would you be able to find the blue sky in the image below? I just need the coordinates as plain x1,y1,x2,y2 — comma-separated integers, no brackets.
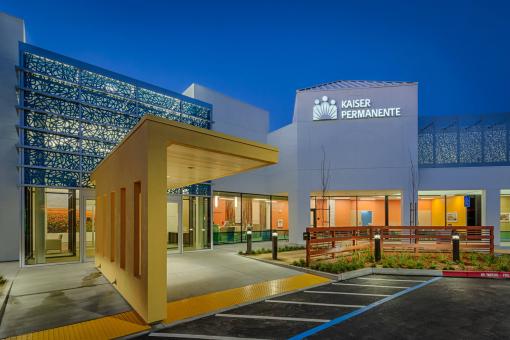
2,0,509,130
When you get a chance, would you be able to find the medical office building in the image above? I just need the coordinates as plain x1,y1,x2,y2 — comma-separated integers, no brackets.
1,13,510,266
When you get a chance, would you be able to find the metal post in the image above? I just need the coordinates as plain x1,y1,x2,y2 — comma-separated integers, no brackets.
452,233,460,262
272,232,278,260
374,233,381,262
303,231,310,266
246,230,252,255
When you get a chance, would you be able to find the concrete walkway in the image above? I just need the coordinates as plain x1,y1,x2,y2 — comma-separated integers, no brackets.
167,241,298,301
0,262,131,338
0,242,298,338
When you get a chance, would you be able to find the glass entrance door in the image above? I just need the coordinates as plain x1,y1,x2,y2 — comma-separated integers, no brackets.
183,196,211,251
167,196,182,253
167,195,211,253
80,190,96,262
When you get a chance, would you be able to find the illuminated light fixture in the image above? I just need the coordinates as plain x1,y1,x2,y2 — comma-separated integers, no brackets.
214,195,219,208
234,196,238,208
374,233,381,240
452,234,460,240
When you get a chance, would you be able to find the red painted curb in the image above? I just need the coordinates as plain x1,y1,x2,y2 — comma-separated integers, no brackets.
443,270,510,279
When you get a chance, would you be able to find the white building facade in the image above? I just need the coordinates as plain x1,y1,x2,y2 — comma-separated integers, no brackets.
1,12,510,265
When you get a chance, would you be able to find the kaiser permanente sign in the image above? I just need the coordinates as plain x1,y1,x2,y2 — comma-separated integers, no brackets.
341,98,401,120
312,96,402,121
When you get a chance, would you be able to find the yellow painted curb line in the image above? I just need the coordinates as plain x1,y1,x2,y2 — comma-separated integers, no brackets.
3,310,148,340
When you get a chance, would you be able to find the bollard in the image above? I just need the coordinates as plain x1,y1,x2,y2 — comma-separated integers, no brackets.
272,232,278,260
452,233,460,262
374,233,381,262
246,230,252,255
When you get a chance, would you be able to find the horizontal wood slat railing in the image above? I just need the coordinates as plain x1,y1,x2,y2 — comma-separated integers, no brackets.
305,225,494,264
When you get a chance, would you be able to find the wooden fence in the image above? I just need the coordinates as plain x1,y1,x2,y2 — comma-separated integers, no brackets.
305,225,494,264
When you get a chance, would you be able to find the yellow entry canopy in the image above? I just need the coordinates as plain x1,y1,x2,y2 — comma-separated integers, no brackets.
91,115,278,323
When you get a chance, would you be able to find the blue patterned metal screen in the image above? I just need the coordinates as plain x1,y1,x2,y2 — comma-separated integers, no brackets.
419,114,510,167
17,43,212,195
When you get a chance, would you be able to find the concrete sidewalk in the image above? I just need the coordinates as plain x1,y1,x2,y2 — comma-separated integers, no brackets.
0,242,298,338
167,241,297,301
0,262,131,338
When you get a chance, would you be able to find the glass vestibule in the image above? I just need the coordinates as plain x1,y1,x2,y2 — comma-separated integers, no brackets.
213,192,289,244
24,187,80,265
310,194,402,227
417,192,482,226
166,194,211,252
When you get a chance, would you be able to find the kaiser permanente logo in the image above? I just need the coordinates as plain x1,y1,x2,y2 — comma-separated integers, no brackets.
313,97,401,121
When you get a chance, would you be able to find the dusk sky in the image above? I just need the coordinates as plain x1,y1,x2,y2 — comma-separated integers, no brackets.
2,0,508,130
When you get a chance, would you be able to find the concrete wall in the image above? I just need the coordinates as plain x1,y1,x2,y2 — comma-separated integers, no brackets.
0,13,25,261
183,83,268,143
184,83,273,194
187,82,419,244
275,84,419,243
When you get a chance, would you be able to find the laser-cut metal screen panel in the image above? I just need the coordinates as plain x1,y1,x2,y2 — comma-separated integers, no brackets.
17,43,212,189
418,114,510,167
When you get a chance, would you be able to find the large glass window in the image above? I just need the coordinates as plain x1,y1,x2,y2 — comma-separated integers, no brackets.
242,194,271,241
213,192,289,244
271,196,289,239
310,194,401,227
24,187,80,265
84,198,96,259
418,191,482,226
330,197,356,226
500,190,510,245
213,192,242,244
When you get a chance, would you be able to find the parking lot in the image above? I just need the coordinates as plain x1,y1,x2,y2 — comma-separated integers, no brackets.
132,273,510,339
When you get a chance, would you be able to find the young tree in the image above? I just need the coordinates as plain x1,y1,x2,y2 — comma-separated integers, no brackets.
409,150,418,226
319,145,331,227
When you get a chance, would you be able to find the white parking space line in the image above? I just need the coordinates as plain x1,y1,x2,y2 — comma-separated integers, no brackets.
265,299,365,308
304,290,390,297
149,333,269,340
215,313,330,323
333,283,409,289
358,277,427,283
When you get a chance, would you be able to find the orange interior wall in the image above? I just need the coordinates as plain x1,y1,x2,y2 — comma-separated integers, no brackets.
272,200,288,230
334,200,352,226
213,198,227,225
388,200,401,225
446,196,467,226
333,198,401,226
357,200,385,225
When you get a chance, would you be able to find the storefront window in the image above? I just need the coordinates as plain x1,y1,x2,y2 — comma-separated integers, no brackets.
500,190,510,245
418,195,445,226
311,194,401,227
213,192,242,243
418,192,481,226
330,197,356,226
24,187,80,265
356,196,385,226
271,196,288,240
388,195,402,226
213,192,289,244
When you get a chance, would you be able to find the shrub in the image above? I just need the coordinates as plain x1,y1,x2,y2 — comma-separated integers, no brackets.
0,276,5,285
